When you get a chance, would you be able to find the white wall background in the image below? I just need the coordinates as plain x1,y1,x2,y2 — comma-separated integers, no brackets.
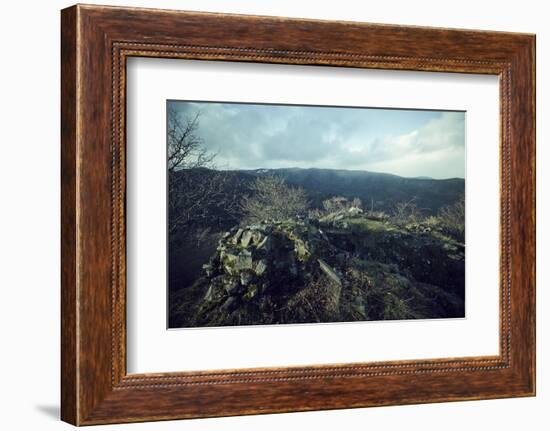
0,0,546,429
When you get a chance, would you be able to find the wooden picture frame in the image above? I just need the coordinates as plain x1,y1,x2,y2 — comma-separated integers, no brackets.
61,4,535,425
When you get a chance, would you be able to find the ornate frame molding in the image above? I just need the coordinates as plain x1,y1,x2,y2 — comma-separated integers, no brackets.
61,5,535,425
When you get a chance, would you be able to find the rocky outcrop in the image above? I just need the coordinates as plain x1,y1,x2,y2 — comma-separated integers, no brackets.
171,212,465,327
186,220,340,325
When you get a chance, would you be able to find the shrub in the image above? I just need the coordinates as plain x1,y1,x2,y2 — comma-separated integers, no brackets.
239,175,309,224
391,198,423,225
321,196,362,213
438,195,465,241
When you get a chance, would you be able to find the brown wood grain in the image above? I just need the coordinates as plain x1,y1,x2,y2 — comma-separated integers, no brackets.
61,4,536,425
60,5,78,425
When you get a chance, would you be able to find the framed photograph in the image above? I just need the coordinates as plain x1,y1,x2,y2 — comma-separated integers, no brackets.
61,4,535,425
165,100,467,329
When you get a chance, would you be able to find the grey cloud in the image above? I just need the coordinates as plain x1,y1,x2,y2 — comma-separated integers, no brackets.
168,101,465,179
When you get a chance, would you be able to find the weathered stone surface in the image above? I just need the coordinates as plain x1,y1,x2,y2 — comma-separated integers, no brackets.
221,252,237,275
240,230,253,247
234,253,253,271
251,231,263,245
231,228,244,244
223,280,240,295
240,271,253,286
317,259,342,287
203,285,215,302
255,235,269,250
220,296,237,311
243,284,257,300
175,210,465,328
294,239,309,261
254,259,267,276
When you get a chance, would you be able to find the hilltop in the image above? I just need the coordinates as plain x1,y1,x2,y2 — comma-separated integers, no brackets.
169,205,465,327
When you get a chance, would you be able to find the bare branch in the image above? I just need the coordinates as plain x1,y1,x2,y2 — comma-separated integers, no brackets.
167,108,241,237
239,175,309,224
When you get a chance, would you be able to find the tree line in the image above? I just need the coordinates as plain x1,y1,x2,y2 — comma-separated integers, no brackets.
168,109,465,243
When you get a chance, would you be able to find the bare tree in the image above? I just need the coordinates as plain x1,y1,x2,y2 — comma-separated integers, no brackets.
321,196,362,214
322,196,349,213
167,108,240,236
167,109,218,172
391,197,423,225
240,175,309,224
351,197,363,209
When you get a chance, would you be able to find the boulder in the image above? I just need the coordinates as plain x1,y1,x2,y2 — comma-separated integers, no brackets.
294,239,310,261
234,253,253,271
231,228,244,244
251,231,263,245
221,252,238,275
254,259,267,276
255,235,269,250
240,230,253,247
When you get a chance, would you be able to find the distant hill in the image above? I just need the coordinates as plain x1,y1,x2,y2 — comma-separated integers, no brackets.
230,167,464,215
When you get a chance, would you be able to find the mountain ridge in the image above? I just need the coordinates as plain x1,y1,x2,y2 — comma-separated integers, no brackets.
236,166,463,182
222,167,464,215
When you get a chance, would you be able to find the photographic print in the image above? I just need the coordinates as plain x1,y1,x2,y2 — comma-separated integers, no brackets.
168,100,466,328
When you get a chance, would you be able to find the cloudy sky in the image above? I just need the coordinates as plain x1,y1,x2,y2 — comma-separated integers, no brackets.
168,100,465,179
